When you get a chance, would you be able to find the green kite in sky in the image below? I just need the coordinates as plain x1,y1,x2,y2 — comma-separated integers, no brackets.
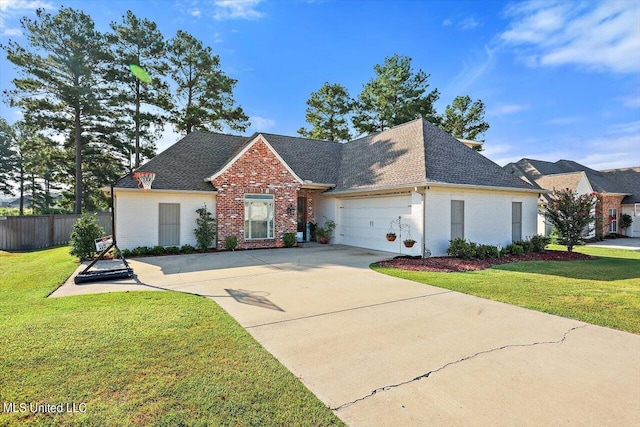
129,64,151,83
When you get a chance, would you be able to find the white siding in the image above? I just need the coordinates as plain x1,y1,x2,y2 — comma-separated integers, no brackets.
115,190,216,250
424,187,538,256
622,205,640,237
334,192,423,255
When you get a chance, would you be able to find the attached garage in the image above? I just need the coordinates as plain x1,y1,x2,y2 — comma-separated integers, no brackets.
335,192,423,255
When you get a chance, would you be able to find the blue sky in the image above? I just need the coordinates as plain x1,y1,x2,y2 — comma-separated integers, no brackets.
1,0,638,170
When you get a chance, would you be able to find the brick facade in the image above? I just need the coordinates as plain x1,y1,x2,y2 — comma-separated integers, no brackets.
595,194,625,237
212,137,301,249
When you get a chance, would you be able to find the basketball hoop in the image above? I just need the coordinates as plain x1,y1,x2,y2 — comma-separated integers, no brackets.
133,171,156,191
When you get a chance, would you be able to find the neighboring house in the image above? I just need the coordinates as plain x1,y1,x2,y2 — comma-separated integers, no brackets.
504,159,640,237
111,118,541,256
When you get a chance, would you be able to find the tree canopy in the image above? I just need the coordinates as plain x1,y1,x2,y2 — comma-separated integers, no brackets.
297,82,353,142
440,95,490,149
352,54,440,134
167,30,249,135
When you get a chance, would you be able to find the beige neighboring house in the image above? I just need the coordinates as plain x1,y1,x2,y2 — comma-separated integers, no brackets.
505,159,640,238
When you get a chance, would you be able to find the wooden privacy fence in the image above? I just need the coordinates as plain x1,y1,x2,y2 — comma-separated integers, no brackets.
0,213,111,251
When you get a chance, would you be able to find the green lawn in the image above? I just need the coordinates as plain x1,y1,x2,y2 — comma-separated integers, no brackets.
372,245,640,334
0,247,342,426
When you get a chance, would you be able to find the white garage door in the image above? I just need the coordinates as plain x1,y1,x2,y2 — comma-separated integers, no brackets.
337,194,418,253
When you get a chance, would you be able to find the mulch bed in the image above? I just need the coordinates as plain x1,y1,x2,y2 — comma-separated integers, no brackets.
375,250,595,273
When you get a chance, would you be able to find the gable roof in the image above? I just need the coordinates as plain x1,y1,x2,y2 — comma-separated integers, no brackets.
116,118,539,194
505,159,639,204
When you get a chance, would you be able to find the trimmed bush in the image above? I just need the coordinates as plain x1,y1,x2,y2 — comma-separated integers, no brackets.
69,213,105,260
501,243,524,256
476,244,499,259
225,235,238,251
121,249,133,258
180,244,196,254
447,238,477,259
283,232,297,248
530,235,551,252
150,245,166,256
517,240,534,254
133,246,150,256
165,246,180,255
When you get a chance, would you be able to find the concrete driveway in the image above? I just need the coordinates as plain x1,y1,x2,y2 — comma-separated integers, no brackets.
587,237,640,251
54,245,640,426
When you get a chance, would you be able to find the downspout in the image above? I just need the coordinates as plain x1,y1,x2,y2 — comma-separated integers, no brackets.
111,182,116,244
422,187,428,258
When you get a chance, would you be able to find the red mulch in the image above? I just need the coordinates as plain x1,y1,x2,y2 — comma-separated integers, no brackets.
375,250,595,273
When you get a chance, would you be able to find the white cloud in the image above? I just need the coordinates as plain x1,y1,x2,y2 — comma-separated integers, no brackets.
447,45,495,94
0,0,52,29
620,94,640,109
458,17,480,30
442,18,452,27
251,115,275,130
500,0,640,73
489,103,529,116
544,116,581,125
213,0,264,21
1,27,20,36
190,9,201,17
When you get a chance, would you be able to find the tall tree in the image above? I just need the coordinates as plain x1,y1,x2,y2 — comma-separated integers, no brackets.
298,82,353,141
167,30,249,135
106,10,172,169
2,7,110,214
0,118,17,196
352,54,439,135
440,95,490,150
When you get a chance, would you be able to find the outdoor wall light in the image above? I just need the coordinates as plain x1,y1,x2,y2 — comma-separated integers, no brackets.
287,204,295,215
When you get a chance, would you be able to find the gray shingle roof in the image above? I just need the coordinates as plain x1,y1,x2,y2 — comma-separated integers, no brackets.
117,118,539,193
601,167,640,204
506,159,639,204
116,131,248,191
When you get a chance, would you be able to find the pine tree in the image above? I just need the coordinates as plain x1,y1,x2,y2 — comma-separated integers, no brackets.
352,54,439,135
2,7,111,214
0,118,17,196
298,83,353,142
106,10,172,169
167,30,249,134
440,95,490,150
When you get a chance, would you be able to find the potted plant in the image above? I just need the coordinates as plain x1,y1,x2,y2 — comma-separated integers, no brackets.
386,232,396,242
403,238,416,248
316,219,335,244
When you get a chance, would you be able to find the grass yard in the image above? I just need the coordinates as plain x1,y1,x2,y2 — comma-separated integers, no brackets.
372,245,640,334
0,247,342,426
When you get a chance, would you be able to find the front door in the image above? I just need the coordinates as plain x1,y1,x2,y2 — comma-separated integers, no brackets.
297,196,307,240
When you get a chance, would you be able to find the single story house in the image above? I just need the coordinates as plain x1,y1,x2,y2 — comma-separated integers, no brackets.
111,118,542,256
504,159,640,237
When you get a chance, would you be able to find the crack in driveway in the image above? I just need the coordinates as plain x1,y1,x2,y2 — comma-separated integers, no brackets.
331,324,588,411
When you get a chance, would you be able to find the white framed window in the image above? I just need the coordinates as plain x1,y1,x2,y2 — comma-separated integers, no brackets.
159,203,180,246
609,208,618,233
451,200,464,240
244,194,274,239
512,202,522,242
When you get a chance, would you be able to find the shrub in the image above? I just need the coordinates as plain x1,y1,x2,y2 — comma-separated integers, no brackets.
165,246,180,255
516,240,534,254
69,213,105,260
476,244,499,259
446,238,477,259
149,245,165,256
530,235,551,252
194,205,217,252
283,232,297,247
543,189,597,252
180,244,195,254
225,235,238,251
620,213,633,235
121,249,133,258
133,246,150,256
501,243,524,256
